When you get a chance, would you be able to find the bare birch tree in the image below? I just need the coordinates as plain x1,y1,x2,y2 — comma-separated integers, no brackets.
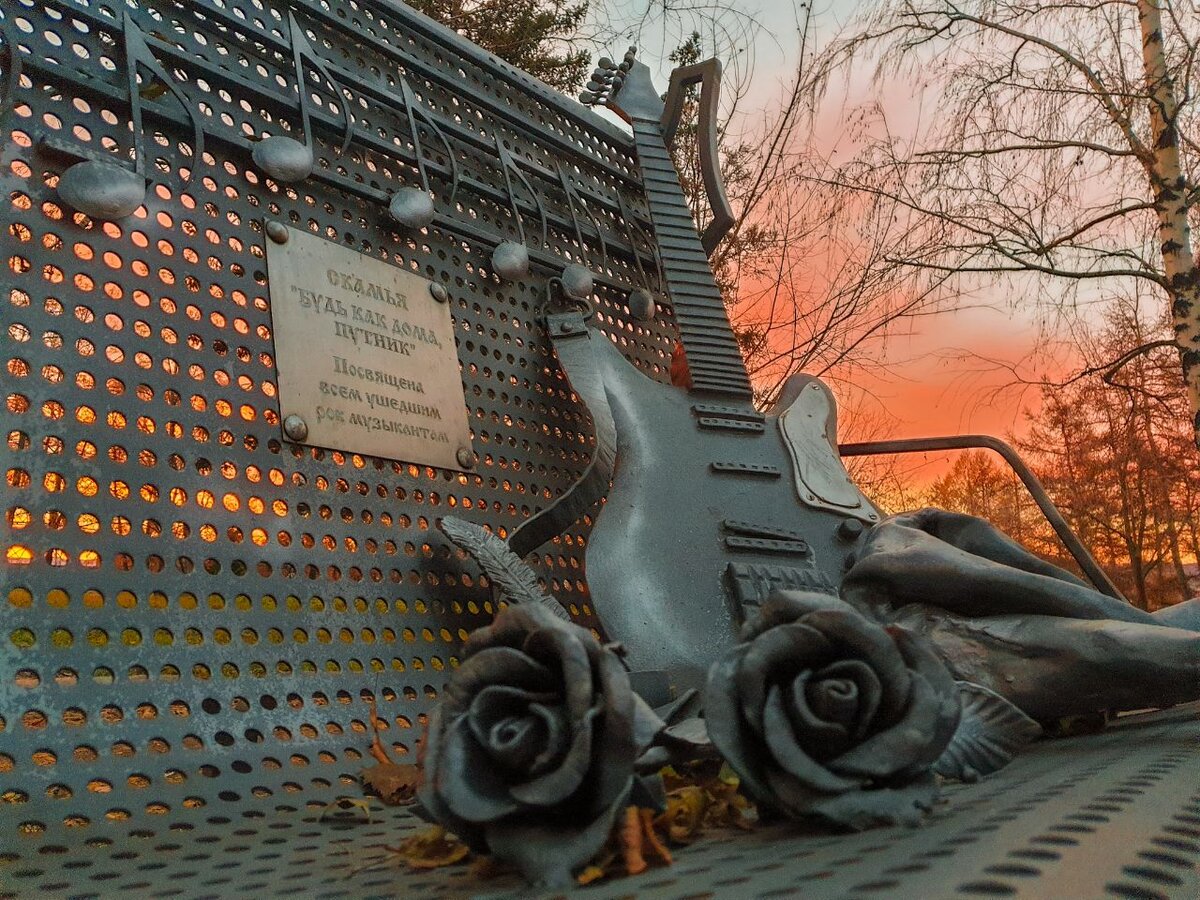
809,0,1200,448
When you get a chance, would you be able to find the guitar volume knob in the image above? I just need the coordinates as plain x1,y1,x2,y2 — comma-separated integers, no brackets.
837,518,864,542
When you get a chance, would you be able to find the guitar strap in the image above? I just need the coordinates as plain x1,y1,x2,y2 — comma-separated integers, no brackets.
506,309,618,558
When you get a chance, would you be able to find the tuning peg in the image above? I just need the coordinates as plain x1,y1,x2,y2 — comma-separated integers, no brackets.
586,79,604,92
597,56,614,70
618,61,632,73
578,90,597,105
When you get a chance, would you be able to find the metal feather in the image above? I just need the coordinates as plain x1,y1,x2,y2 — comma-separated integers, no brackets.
933,681,1043,782
439,516,570,620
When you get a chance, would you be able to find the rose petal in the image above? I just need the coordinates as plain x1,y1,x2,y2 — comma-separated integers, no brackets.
444,646,556,709
742,590,849,642
826,670,946,779
484,714,545,772
798,609,911,723
889,626,961,771
737,622,833,736
579,635,639,816
509,705,597,805
438,715,522,822
763,684,864,793
704,646,779,806
467,683,558,734
761,765,837,819
807,676,859,726
527,702,570,775
807,770,941,830
812,659,883,740
784,672,852,760
522,624,594,721
414,707,488,851
484,777,634,888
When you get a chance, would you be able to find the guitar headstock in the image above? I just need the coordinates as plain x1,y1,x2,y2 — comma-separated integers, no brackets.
579,47,664,124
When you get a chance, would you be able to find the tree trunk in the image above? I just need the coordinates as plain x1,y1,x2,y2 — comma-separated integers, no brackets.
1138,0,1200,450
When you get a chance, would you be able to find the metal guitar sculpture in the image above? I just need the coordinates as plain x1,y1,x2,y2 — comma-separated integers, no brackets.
515,49,881,696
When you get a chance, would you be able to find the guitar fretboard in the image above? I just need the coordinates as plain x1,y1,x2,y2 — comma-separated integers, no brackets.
631,119,754,399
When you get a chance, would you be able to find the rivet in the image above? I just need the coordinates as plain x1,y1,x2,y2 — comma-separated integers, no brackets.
266,221,289,244
558,321,572,334
429,282,449,303
282,414,308,442
456,446,476,470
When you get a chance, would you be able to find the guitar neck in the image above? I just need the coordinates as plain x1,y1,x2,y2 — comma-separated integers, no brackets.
631,119,753,400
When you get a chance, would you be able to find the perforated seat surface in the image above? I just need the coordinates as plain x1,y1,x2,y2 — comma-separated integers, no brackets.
0,704,1196,898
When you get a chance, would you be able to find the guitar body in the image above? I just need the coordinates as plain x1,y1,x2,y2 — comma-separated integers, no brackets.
582,334,876,693
570,50,878,694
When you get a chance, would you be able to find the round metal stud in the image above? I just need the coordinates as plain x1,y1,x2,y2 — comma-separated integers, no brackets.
282,414,309,442
388,187,435,229
837,518,864,542
491,241,529,280
560,264,594,300
628,289,656,321
57,160,146,220
429,282,449,303
252,135,314,182
265,220,289,244
456,446,476,469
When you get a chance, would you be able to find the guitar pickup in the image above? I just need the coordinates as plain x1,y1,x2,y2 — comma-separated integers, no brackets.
710,461,781,477
723,520,808,542
691,403,764,424
722,520,810,555
696,417,764,433
724,535,811,555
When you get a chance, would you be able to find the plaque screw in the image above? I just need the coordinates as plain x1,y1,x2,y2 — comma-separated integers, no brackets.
456,446,476,469
282,414,308,442
266,220,289,244
429,282,449,303
558,321,572,335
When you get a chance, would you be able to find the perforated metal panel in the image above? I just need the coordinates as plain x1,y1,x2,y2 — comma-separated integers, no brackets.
1,0,676,872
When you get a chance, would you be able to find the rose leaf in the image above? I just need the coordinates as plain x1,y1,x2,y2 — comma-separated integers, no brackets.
933,681,1042,782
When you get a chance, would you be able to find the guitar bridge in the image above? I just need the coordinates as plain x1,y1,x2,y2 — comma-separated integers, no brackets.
724,562,838,625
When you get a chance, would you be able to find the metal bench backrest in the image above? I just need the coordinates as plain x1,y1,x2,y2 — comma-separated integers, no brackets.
0,0,677,889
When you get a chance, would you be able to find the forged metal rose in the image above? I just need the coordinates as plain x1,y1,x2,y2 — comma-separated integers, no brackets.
418,602,640,886
704,591,961,829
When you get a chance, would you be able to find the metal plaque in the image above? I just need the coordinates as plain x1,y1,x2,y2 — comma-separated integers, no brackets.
266,222,472,468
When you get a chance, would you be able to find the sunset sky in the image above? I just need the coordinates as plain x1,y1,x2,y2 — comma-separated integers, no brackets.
594,1,1079,476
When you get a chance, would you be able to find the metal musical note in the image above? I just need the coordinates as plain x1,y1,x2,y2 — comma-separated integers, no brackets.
252,10,352,183
388,76,460,229
556,163,608,272
617,191,663,319
490,135,547,280
58,13,204,220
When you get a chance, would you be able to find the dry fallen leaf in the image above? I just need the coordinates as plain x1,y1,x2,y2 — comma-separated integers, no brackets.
391,825,471,870
361,761,421,806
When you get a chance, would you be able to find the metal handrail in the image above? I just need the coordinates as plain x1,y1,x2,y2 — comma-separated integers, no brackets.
838,434,1127,602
